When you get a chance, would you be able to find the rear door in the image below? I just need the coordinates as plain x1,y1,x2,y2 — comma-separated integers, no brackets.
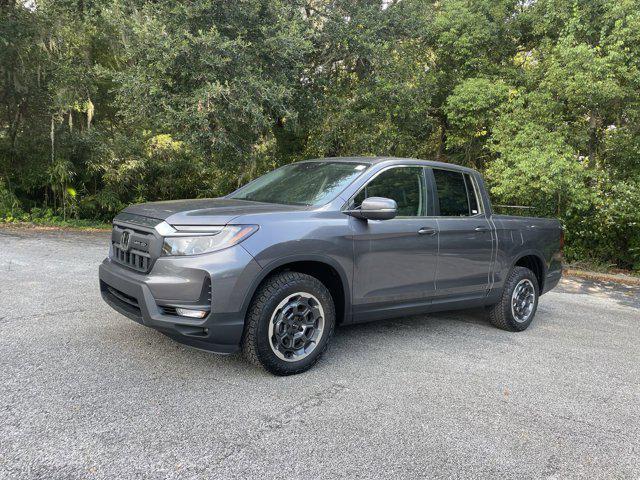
428,168,493,301
349,166,439,321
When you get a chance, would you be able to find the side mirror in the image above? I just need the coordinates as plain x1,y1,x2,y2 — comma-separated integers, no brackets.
345,197,397,221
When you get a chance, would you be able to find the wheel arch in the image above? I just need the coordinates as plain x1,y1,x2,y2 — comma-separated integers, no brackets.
240,255,351,325
511,251,546,292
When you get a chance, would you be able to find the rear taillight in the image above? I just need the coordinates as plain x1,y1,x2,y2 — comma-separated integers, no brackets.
559,228,565,251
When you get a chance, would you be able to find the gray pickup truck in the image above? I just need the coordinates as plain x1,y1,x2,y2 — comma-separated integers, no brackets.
99,157,563,375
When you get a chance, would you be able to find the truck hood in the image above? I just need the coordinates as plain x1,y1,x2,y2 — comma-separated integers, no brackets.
122,198,308,226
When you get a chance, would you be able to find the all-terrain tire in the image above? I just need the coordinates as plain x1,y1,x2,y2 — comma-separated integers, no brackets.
241,271,335,376
488,266,539,332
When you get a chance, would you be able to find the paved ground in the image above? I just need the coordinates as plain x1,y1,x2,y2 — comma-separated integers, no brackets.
0,227,639,479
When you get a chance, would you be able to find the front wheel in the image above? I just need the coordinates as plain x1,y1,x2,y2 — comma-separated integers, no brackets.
488,266,539,332
241,272,335,375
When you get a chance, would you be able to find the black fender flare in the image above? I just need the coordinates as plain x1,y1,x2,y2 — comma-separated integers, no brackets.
509,249,548,288
238,254,352,324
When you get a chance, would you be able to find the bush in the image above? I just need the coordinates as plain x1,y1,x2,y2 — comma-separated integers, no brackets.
0,180,22,218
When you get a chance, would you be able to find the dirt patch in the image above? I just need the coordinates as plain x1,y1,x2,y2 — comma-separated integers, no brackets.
564,268,640,286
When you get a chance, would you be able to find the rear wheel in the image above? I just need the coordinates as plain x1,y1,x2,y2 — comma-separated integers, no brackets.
242,272,335,375
488,266,539,332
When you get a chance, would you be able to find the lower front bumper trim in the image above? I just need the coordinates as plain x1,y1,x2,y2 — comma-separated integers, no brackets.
162,332,240,355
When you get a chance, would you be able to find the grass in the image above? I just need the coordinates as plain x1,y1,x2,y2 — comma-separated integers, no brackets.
564,259,640,278
1,211,111,231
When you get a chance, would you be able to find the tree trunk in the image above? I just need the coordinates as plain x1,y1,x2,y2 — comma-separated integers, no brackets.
436,115,447,161
587,113,598,170
50,116,55,165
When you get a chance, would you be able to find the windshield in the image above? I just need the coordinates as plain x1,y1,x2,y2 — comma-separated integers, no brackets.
229,161,370,206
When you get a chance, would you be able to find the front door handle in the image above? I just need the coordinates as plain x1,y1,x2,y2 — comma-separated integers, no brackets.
418,227,437,236
474,226,490,232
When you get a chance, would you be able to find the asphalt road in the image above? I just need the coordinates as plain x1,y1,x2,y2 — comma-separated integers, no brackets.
1,227,639,479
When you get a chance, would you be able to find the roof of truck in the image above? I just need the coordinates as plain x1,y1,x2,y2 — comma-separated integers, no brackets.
302,156,479,174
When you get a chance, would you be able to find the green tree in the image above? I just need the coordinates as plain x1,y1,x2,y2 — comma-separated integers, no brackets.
1,0,640,269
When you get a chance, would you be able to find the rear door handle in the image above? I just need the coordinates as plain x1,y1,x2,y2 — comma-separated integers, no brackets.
474,226,490,232
418,227,437,236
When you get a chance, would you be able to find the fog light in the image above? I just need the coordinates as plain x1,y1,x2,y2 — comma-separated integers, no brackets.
175,308,208,319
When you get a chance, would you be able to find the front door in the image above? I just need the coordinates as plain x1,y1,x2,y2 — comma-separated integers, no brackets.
350,166,439,322
429,168,494,302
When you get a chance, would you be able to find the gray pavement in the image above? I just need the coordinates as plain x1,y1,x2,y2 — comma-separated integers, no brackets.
1,227,639,479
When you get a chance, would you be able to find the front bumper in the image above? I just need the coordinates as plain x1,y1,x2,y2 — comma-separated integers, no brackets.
99,245,262,354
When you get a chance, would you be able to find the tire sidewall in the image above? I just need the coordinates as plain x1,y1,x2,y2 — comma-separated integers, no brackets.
255,277,335,374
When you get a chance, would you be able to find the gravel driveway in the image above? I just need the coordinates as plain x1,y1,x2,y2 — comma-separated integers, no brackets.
1,227,638,479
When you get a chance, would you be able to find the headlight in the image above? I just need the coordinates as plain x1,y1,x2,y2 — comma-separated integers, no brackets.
161,225,258,256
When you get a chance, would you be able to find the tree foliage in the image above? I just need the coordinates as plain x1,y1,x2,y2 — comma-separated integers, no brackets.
1,0,640,269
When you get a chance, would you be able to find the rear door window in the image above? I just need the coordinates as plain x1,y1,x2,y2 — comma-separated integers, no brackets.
433,169,481,216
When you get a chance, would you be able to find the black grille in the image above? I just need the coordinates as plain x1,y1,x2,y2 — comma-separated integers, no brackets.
111,223,157,273
106,285,139,308
204,276,212,304
112,244,150,272
161,306,178,316
100,281,142,321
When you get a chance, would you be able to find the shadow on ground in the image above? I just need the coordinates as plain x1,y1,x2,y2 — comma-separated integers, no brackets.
556,277,640,310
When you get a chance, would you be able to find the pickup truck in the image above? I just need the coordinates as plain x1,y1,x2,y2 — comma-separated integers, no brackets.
99,157,563,375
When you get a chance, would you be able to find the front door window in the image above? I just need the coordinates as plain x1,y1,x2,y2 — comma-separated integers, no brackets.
353,167,426,217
